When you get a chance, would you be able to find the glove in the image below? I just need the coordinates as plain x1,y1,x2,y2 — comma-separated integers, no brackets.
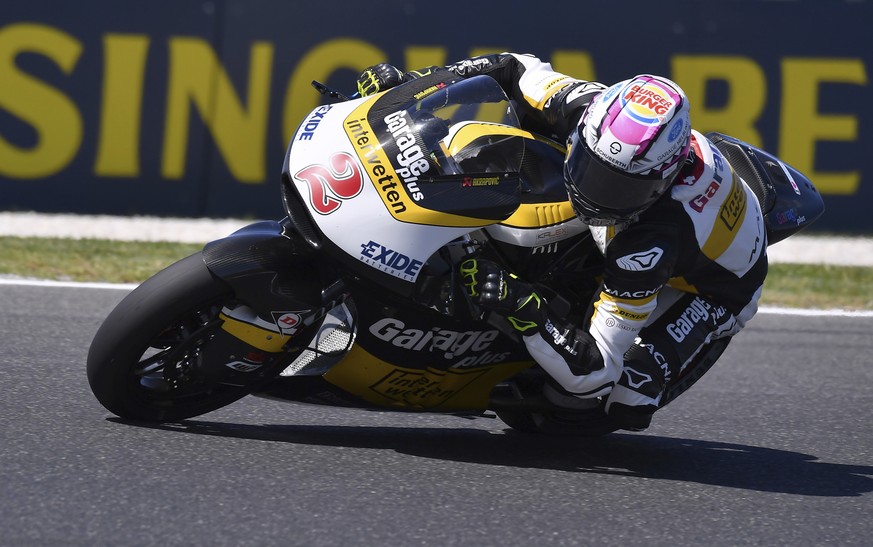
356,63,404,97
459,259,543,333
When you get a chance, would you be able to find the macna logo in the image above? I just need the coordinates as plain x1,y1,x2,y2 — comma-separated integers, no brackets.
615,247,665,272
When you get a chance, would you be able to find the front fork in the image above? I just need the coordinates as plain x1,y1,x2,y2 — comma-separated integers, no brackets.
198,218,347,382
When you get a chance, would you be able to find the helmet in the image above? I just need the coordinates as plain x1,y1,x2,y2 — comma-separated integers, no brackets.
564,75,691,226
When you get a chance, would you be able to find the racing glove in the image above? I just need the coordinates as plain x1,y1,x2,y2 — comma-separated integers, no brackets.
459,259,543,334
356,63,405,96
460,259,604,374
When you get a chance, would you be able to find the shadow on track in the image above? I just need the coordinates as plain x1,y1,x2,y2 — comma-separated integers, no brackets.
113,418,873,497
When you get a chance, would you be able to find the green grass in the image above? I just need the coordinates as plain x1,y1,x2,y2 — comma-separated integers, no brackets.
2,236,871,310
763,263,873,310
0,237,202,284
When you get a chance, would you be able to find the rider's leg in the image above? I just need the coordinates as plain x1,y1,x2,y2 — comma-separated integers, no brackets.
605,291,741,431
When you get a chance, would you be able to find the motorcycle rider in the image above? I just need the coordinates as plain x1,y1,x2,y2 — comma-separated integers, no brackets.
356,53,767,431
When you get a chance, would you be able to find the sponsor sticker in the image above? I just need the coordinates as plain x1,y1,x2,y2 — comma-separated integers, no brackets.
665,297,727,342
620,81,676,125
776,208,806,226
668,118,686,142
461,176,500,187
369,367,487,406
615,247,665,272
623,367,653,389
345,116,409,217
413,82,447,100
293,152,363,215
384,110,428,201
272,311,308,335
359,241,424,280
296,105,333,141
719,177,747,230
369,317,499,358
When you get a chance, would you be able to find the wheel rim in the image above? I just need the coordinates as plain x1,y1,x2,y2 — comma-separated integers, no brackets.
127,298,243,409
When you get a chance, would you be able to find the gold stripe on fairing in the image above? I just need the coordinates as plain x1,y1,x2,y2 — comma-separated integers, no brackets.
445,122,566,155
444,122,534,156
701,168,748,260
500,201,577,228
447,123,571,229
323,344,534,411
219,313,288,352
343,101,504,228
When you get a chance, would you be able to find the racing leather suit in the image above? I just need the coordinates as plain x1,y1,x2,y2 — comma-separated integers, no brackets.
427,53,768,428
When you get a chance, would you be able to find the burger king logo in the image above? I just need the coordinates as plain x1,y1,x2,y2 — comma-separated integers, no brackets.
620,81,676,126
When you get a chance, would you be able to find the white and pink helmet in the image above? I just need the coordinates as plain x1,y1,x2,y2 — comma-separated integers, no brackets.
564,75,691,226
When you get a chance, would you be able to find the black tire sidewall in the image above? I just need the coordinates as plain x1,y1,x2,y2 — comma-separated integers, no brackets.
87,252,241,421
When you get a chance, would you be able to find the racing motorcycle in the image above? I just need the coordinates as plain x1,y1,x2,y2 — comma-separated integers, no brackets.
87,72,824,435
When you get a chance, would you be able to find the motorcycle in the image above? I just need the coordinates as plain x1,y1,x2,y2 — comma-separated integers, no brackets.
87,72,824,435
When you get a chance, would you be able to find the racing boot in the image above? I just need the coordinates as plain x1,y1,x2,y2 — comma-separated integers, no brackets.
604,342,667,431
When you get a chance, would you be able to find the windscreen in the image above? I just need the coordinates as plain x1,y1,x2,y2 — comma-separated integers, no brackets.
365,75,524,181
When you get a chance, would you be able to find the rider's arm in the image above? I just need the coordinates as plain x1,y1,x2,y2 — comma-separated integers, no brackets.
523,226,676,398
360,53,606,142
442,53,606,141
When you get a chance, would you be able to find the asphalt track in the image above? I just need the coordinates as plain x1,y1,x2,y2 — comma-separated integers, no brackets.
1,281,872,546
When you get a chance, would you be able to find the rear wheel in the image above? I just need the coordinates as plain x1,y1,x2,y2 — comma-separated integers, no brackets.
496,337,733,436
87,253,261,422
660,337,732,407
496,405,619,437
493,373,619,437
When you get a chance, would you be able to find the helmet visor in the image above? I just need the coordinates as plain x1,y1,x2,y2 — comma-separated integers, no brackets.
564,140,673,225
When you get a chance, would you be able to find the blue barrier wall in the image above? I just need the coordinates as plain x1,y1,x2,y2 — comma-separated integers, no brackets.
1,0,869,232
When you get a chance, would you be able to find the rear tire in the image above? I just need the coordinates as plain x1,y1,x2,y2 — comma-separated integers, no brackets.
496,337,733,435
493,373,619,437
496,406,619,437
87,253,252,422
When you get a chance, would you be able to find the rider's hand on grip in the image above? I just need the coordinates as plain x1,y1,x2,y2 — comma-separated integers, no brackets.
356,63,404,97
459,259,542,333
460,258,516,312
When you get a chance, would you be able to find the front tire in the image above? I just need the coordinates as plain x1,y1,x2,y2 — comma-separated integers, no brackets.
87,253,253,422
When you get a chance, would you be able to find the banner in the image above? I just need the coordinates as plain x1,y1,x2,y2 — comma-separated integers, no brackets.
1,0,869,232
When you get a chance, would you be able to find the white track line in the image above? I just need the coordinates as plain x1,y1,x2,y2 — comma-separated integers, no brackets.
2,277,872,318
0,278,138,291
757,306,873,318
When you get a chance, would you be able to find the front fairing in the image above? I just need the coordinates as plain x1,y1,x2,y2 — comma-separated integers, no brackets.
282,75,525,289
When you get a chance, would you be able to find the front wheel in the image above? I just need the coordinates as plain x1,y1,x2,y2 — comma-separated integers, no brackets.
87,253,258,422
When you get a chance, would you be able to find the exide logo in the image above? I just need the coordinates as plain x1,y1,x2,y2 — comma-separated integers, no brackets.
360,240,424,280
293,152,363,215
